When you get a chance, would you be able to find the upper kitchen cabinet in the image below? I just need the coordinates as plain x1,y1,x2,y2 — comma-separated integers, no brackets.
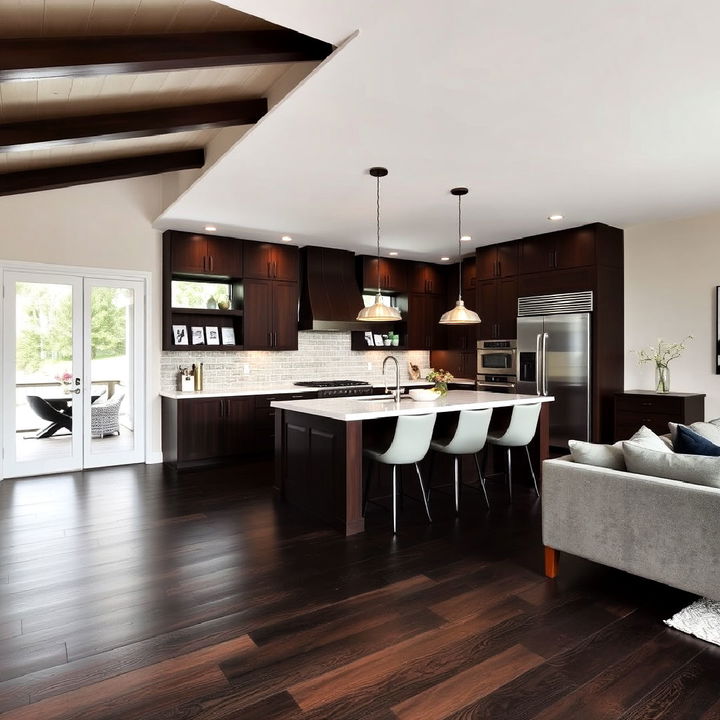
359,256,408,293
518,223,623,274
243,279,298,350
409,262,447,296
406,293,446,350
168,230,243,277
476,241,518,280
477,277,518,341
244,241,299,282
461,256,476,290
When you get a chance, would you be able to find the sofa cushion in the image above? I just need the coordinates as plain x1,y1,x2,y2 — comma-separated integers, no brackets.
669,419,720,447
623,442,720,488
628,425,673,453
568,439,625,470
674,425,720,457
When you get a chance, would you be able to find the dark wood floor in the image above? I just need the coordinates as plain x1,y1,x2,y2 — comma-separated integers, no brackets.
0,457,719,720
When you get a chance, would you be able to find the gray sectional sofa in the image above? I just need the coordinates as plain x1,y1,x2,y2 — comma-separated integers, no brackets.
542,455,720,601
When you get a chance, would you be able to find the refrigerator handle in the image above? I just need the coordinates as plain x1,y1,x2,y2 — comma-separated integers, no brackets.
541,332,549,396
535,333,542,396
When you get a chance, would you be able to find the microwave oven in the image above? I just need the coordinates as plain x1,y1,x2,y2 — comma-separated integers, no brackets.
476,339,517,376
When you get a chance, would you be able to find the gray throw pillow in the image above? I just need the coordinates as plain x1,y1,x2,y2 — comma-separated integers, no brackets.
669,420,720,447
623,442,720,488
628,425,673,453
568,439,625,470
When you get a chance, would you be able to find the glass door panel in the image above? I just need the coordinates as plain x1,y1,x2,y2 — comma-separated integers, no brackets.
3,272,84,477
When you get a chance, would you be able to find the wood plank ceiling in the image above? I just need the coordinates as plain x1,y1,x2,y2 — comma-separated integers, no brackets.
0,0,333,194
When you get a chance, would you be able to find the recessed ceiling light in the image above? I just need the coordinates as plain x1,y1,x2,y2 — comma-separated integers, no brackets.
460,235,471,242
441,256,450,261
547,214,564,221
388,251,398,256
281,235,293,242
204,225,217,232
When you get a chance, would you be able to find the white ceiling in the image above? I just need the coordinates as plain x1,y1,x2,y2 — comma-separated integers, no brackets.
156,0,720,260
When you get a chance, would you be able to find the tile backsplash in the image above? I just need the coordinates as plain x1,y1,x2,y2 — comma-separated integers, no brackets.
161,331,430,391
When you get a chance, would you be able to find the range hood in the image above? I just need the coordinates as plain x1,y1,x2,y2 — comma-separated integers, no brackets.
299,246,368,331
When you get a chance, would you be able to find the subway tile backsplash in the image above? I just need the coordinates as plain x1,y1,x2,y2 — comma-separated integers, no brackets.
160,331,430,391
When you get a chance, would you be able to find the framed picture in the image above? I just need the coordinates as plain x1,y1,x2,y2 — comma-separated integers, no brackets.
364,331,374,347
221,327,236,345
373,334,383,346
173,325,188,345
206,326,220,345
191,326,205,345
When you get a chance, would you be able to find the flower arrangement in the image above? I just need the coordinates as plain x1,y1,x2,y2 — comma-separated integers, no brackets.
426,368,454,396
55,371,73,394
632,336,692,393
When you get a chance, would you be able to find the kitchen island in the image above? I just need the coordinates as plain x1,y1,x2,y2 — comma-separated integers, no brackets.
272,390,554,535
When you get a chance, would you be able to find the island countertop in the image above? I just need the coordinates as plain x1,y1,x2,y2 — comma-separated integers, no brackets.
271,390,554,422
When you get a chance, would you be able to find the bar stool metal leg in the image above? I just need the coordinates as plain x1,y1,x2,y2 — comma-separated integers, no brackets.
414,462,432,522
507,447,512,502
473,452,490,508
525,446,540,496
392,465,398,534
454,456,460,515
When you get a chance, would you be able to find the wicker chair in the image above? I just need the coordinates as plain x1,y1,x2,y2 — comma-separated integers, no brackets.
91,389,125,438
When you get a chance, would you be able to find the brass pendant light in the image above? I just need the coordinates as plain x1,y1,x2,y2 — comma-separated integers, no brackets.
439,187,482,325
357,167,402,322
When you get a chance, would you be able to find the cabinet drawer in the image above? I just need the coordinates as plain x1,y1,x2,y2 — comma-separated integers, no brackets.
614,411,670,436
614,395,683,414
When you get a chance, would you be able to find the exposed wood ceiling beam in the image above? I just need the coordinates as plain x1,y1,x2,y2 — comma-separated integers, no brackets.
0,30,334,82
0,100,267,152
0,149,205,196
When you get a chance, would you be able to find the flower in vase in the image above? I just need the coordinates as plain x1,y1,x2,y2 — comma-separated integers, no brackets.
632,336,692,393
425,368,454,396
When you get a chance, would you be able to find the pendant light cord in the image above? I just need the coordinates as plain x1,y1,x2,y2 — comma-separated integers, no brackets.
376,174,381,291
457,193,463,302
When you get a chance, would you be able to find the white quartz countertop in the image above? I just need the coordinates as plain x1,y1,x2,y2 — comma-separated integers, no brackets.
159,378,475,400
270,390,553,422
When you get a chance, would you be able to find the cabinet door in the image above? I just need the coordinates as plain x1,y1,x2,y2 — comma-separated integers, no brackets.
555,227,596,269
271,245,299,282
385,258,408,292
207,236,243,277
362,257,388,290
223,397,255,456
243,278,273,349
427,295,447,349
406,293,429,349
461,258,477,290
410,263,445,295
497,241,519,277
476,246,498,280
476,280,498,341
243,241,274,279
272,281,299,350
519,233,556,274
178,398,224,461
171,232,207,274
497,277,518,340
461,351,476,378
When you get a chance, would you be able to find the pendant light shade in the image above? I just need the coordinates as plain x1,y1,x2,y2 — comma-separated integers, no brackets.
357,167,402,322
439,187,481,325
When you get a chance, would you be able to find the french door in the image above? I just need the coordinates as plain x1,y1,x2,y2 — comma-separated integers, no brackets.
3,270,146,478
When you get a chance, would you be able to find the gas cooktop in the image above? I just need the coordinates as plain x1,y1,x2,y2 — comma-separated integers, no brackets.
294,380,371,388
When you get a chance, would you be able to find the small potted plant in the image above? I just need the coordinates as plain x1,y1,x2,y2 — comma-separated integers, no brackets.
426,368,454,396
54,371,73,394
633,335,692,393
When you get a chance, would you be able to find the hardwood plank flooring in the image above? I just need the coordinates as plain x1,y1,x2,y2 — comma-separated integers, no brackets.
0,458,717,719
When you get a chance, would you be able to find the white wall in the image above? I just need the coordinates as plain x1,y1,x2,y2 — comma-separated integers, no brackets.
0,175,165,459
625,211,720,419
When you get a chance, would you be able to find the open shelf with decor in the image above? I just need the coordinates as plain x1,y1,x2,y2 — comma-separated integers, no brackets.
350,323,407,351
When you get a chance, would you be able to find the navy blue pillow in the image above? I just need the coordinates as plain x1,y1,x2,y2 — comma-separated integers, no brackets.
675,424,720,456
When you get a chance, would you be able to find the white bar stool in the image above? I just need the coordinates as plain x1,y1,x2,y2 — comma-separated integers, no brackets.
363,413,436,533
486,402,542,501
429,408,493,513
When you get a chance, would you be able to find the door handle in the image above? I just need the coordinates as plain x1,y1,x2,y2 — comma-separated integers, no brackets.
273,261,277,278
209,255,214,272
535,333,542,395
267,261,271,278
267,331,272,347
273,331,277,347
202,255,206,272
541,332,549,395
497,261,501,277
71,387,81,395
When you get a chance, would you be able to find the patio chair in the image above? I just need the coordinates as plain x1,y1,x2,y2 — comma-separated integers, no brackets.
90,389,125,438
27,396,73,438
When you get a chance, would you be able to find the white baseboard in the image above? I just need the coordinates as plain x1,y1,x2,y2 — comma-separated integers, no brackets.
145,452,164,465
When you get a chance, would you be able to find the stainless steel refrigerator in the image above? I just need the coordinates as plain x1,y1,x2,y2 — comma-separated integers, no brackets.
517,291,592,450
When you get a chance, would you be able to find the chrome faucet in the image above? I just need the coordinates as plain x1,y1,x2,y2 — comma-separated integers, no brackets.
383,355,401,403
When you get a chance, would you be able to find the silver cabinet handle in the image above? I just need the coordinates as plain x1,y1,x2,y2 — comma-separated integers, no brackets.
535,333,542,396
542,332,549,395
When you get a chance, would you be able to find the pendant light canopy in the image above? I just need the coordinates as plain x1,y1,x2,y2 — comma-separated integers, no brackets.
439,187,482,325
357,167,402,322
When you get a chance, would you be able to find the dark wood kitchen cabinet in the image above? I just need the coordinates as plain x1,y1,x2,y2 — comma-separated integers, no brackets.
243,278,298,350
168,230,243,277
244,241,299,282
476,241,518,281
477,277,518,340
359,256,408,293
162,395,255,470
445,263,480,351
406,293,446,349
409,262,446,296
